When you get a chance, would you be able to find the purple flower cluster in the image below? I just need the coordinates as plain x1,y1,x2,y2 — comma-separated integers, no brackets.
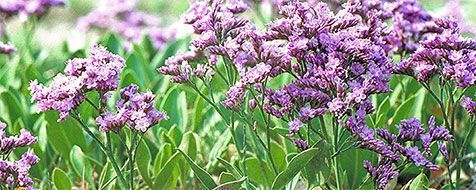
0,0,64,18
0,41,16,55
396,17,476,88
29,44,125,121
343,109,453,189
0,122,39,189
341,0,438,55
158,0,251,84
96,85,169,133
461,95,476,116
77,0,175,51
258,1,391,129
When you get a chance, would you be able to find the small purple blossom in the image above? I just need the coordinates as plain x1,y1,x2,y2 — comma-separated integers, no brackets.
397,118,425,141
291,138,309,151
363,159,399,190
0,0,64,18
0,41,16,55
405,146,438,170
461,96,476,116
0,123,39,189
288,118,303,134
97,85,169,133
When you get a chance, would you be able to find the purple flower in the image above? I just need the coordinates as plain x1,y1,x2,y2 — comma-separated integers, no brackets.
291,138,309,151
363,159,399,190
288,118,303,133
405,146,438,170
461,96,476,116
97,85,169,133
221,82,246,110
77,0,175,51
356,126,400,161
397,118,425,141
0,0,64,18
0,41,16,55
30,44,125,121
0,123,39,189
66,44,125,91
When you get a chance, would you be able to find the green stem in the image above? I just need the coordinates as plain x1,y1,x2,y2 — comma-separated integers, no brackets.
129,132,138,189
71,112,129,189
333,118,341,190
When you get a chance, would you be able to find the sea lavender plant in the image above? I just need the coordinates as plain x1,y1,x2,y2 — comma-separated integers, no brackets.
30,44,168,189
0,122,39,189
158,0,467,189
77,0,175,51
159,0,393,187
394,16,476,189
345,110,453,189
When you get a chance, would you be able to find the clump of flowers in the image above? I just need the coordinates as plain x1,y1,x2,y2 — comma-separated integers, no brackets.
0,41,15,54
77,0,175,51
345,112,453,189
158,0,251,83
395,17,476,87
0,0,64,18
29,44,125,121
30,43,168,189
158,0,468,189
96,84,169,133
0,122,39,189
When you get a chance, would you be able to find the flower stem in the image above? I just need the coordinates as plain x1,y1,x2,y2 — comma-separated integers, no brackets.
70,111,128,189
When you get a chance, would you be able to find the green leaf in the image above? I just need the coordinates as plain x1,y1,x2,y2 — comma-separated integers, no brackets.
217,157,242,179
244,157,274,185
153,152,180,189
390,89,426,128
98,163,112,188
53,168,72,190
409,173,429,190
213,177,247,190
182,132,198,160
357,175,374,190
302,141,332,187
219,172,236,184
154,143,173,175
45,111,87,159
159,88,188,130
1,90,24,125
178,149,217,189
271,148,320,190
270,142,287,172
137,141,153,187
69,146,94,188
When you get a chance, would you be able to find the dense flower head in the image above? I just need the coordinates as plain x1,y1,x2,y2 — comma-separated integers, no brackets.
96,84,169,133
396,118,424,141
30,44,125,121
159,0,252,84
461,96,476,116
254,1,393,134
342,0,437,55
342,110,453,188
363,159,399,190
0,41,16,55
77,0,175,51
397,17,476,88
0,122,37,155
291,138,309,151
0,123,39,189
0,0,64,18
